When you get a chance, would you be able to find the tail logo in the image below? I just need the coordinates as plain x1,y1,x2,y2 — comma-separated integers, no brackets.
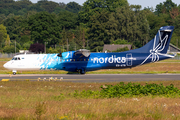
141,30,169,65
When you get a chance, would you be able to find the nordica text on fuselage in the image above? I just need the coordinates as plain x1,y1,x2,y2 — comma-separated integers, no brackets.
92,55,127,64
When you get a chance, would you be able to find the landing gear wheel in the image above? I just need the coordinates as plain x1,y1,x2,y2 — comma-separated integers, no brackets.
80,69,86,74
13,72,16,75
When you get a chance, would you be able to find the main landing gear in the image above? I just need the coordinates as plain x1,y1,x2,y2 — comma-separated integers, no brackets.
78,69,86,74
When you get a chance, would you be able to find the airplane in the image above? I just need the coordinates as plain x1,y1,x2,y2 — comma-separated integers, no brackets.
3,26,176,75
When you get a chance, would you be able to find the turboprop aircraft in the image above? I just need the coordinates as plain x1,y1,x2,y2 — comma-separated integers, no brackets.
3,26,175,75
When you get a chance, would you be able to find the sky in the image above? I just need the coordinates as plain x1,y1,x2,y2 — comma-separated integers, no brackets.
16,0,180,9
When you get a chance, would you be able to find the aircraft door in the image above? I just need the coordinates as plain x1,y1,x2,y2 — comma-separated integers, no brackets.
126,54,132,66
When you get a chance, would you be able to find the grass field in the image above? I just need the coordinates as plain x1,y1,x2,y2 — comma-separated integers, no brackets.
0,81,180,119
1,58,180,74
1,58,180,119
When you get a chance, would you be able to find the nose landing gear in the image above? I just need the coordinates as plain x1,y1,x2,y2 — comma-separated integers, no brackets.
12,70,17,75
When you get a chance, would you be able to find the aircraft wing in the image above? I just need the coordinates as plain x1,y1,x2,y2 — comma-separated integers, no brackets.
74,49,91,57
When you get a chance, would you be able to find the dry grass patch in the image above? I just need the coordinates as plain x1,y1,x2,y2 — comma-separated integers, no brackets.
0,81,180,119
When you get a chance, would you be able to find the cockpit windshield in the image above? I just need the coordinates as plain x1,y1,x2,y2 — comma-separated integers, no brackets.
12,57,21,60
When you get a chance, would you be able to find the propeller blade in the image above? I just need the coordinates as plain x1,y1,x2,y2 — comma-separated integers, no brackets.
57,47,62,57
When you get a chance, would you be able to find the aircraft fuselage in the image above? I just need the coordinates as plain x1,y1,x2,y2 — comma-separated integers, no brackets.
3,52,173,74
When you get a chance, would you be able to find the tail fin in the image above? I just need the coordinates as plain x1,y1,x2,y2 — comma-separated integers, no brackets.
129,26,174,54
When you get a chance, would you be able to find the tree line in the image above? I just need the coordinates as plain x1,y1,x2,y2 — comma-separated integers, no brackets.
0,0,180,53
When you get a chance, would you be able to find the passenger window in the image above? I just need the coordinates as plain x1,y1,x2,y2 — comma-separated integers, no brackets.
84,59,86,61
18,57,20,60
15,57,17,60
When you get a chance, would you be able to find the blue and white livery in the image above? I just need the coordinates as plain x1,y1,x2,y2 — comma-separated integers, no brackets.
3,26,176,75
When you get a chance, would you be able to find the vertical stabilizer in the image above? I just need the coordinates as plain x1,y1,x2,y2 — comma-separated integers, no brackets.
129,26,174,54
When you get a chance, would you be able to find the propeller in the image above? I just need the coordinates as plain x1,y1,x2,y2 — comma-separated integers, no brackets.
57,47,62,57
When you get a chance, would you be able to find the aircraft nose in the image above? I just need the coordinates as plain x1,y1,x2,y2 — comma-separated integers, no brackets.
3,62,9,69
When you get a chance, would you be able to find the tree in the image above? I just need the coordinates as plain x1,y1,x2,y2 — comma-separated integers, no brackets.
29,43,44,53
0,14,7,24
38,1,59,13
5,34,10,46
87,10,110,51
112,39,130,45
65,2,82,13
112,46,129,52
171,15,180,47
57,11,78,30
79,0,128,24
72,23,87,49
19,35,30,45
0,24,7,46
155,0,177,15
169,7,180,19
0,0,14,3
3,16,23,40
146,11,168,39
27,12,61,45
3,45,19,53
107,5,149,46
59,2,66,9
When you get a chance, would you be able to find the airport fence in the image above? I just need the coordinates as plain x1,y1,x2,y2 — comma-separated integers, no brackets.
0,53,15,58
172,55,180,60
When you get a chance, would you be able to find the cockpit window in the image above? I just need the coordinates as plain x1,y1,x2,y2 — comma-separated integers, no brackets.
12,57,21,60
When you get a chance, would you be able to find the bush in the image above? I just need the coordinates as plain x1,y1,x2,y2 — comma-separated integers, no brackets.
3,45,19,53
73,82,180,98
112,46,129,52
29,43,44,53
47,47,58,53
112,39,130,44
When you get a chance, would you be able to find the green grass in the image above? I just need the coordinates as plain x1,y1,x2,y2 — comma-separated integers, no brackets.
159,59,180,63
0,58,11,61
1,81,180,119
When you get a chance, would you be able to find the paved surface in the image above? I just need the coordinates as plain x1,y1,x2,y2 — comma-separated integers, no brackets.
1,74,180,82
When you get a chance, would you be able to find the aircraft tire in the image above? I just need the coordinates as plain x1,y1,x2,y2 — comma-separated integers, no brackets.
80,69,86,74
13,72,16,75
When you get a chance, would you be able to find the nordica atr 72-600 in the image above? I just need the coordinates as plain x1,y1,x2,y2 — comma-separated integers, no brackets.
4,26,176,75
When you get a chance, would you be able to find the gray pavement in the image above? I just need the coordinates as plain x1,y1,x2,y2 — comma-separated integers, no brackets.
1,74,180,82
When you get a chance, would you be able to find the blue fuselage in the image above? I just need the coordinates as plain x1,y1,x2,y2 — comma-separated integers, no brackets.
54,51,172,72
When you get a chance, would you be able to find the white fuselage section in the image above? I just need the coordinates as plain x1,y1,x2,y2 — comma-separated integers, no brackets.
3,54,60,71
